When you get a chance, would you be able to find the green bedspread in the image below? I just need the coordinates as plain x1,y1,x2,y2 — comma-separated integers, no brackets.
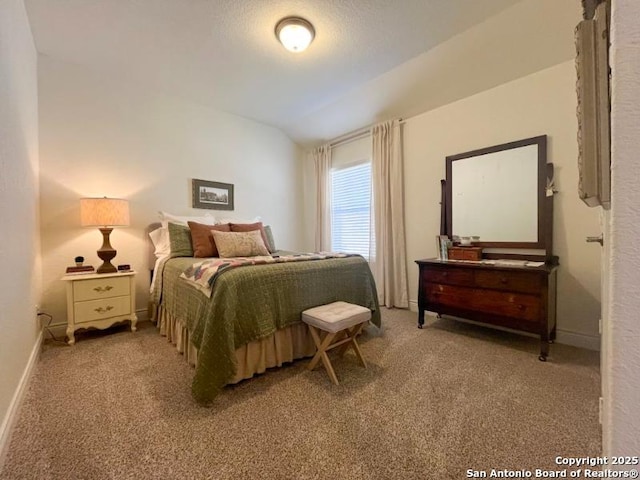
152,252,380,404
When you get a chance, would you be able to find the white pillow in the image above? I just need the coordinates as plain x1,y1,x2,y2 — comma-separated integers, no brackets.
217,216,261,225
211,230,269,257
149,227,171,257
159,211,216,227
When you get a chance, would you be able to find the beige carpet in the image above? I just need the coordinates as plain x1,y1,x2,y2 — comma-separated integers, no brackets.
1,309,600,479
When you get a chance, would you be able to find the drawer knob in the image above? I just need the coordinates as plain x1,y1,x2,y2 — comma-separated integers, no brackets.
93,286,114,293
500,277,508,284
441,272,448,277
517,304,525,310
94,306,114,314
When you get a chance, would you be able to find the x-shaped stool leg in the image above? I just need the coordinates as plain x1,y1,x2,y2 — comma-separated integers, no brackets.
307,323,367,385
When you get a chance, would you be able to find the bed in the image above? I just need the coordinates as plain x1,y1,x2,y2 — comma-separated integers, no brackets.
148,222,380,404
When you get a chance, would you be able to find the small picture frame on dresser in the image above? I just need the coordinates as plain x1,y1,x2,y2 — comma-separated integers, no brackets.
436,235,449,260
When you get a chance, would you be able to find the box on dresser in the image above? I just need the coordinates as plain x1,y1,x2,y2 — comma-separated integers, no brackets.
447,246,482,261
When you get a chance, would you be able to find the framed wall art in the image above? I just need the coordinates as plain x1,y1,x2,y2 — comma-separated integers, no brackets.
192,179,234,211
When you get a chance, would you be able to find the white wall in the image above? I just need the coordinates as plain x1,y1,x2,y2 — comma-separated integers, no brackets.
404,61,601,346
38,56,304,330
289,0,581,145
0,0,41,454
603,0,640,456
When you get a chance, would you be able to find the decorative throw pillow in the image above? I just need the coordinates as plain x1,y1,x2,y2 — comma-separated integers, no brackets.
264,225,276,252
188,221,231,258
159,211,216,227
149,226,170,258
229,222,273,253
211,230,270,258
168,222,194,257
217,216,261,224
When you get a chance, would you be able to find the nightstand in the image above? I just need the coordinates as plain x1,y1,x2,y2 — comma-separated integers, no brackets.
61,271,138,345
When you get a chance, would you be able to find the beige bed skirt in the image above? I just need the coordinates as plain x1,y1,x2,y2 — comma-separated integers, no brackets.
156,306,316,384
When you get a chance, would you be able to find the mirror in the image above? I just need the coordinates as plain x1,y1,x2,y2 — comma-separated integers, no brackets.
445,135,549,250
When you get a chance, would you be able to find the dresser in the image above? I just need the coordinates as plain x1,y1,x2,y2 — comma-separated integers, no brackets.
416,259,557,360
61,271,137,345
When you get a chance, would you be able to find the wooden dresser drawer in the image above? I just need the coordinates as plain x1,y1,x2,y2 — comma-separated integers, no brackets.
424,283,472,308
422,267,474,287
474,270,541,294
470,289,541,323
424,284,540,323
73,276,129,302
74,296,131,323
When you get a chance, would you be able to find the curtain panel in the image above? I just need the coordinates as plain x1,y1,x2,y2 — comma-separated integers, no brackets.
371,119,409,308
312,144,332,252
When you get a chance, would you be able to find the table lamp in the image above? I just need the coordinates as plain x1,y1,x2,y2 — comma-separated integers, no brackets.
80,197,130,274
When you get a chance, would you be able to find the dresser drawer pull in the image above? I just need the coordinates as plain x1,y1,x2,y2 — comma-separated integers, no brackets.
94,306,114,314
517,304,525,310
500,277,508,284
93,286,114,293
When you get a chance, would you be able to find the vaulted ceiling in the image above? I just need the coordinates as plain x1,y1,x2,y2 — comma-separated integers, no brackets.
25,0,579,145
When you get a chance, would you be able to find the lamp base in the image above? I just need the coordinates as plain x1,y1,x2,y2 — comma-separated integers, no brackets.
97,227,118,274
97,261,117,274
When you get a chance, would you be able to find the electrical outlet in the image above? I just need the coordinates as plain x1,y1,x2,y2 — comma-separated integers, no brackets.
35,305,41,329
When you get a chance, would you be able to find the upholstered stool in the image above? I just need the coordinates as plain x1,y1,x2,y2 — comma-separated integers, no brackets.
302,301,371,385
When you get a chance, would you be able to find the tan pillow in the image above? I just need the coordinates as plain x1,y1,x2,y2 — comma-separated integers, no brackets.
188,221,231,257
211,230,269,258
229,222,273,253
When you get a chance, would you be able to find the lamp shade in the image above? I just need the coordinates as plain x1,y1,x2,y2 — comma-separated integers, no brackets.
80,197,130,227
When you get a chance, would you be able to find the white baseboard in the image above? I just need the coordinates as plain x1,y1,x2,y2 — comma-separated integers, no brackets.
555,329,601,351
0,330,43,469
135,308,149,323
408,300,600,351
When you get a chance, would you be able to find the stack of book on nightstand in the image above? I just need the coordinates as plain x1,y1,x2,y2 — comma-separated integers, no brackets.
65,265,95,274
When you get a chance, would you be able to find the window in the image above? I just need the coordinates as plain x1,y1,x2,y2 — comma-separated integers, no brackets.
330,162,372,259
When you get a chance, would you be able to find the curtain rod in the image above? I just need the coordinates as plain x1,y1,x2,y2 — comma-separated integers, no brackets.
328,118,405,149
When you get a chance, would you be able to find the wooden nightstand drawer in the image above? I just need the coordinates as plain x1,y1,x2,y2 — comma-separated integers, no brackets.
74,296,131,323
73,276,129,302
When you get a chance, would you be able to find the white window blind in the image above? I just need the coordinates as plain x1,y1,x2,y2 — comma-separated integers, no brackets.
330,162,372,259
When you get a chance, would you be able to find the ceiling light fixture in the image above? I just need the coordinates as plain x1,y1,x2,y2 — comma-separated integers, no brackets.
275,17,315,53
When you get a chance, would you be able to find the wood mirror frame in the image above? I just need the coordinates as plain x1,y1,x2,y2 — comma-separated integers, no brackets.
444,135,554,261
